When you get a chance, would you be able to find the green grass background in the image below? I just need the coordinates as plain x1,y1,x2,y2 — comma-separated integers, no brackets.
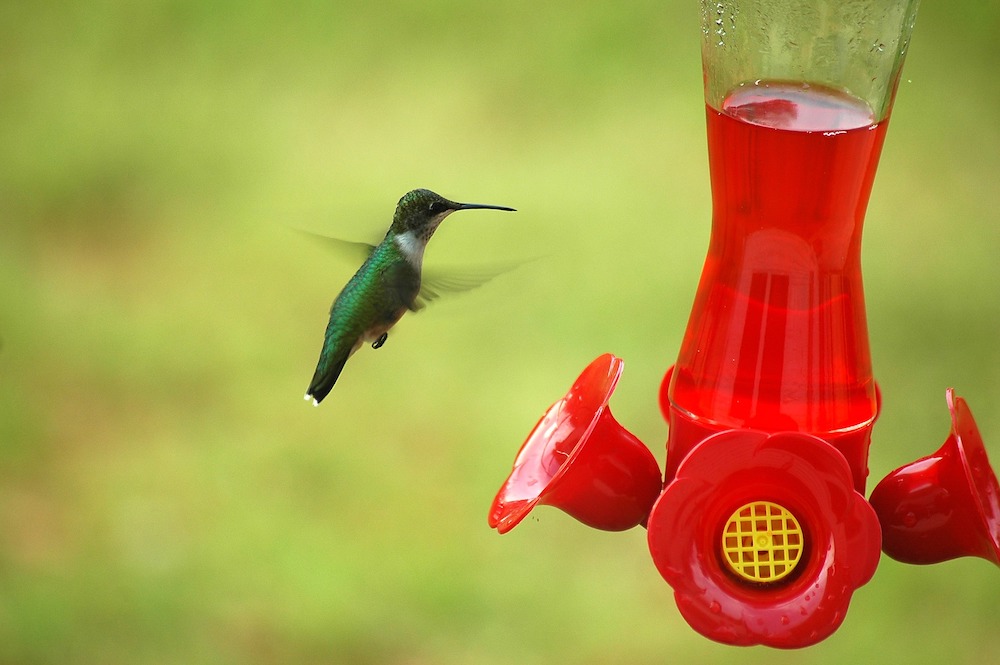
2,1,1000,663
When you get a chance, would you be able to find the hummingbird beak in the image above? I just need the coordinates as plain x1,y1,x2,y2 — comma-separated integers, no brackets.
455,202,517,213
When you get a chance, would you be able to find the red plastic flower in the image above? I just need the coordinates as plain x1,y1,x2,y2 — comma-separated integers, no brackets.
647,429,881,648
870,388,1000,566
489,354,662,534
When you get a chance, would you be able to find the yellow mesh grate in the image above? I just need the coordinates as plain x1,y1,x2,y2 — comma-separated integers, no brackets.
721,501,804,583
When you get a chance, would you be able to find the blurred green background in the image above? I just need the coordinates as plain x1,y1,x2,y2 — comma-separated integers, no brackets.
2,1,1000,663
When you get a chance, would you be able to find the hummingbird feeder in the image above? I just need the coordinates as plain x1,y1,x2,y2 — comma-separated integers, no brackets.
489,0,1000,649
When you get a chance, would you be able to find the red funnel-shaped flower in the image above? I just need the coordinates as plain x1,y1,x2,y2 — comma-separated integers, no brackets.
489,354,663,534
870,389,1000,566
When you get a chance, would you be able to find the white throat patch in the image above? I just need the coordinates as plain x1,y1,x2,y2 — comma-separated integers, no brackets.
394,231,426,267
394,210,452,266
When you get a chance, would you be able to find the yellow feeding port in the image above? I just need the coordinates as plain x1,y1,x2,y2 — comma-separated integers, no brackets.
722,501,804,583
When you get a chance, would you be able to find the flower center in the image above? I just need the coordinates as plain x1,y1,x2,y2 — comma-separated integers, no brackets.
721,501,804,583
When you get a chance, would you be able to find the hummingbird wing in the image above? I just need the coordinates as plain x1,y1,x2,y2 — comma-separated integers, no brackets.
413,263,520,311
292,228,378,262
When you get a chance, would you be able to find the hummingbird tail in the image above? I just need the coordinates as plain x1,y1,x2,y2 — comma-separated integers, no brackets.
305,353,349,406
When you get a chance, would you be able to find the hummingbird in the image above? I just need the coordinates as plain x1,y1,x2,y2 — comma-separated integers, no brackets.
304,188,516,405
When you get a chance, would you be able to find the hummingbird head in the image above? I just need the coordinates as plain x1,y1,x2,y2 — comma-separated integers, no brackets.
389,189,515,244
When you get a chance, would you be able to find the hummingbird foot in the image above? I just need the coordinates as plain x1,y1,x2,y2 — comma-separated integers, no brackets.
372,333,388,349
